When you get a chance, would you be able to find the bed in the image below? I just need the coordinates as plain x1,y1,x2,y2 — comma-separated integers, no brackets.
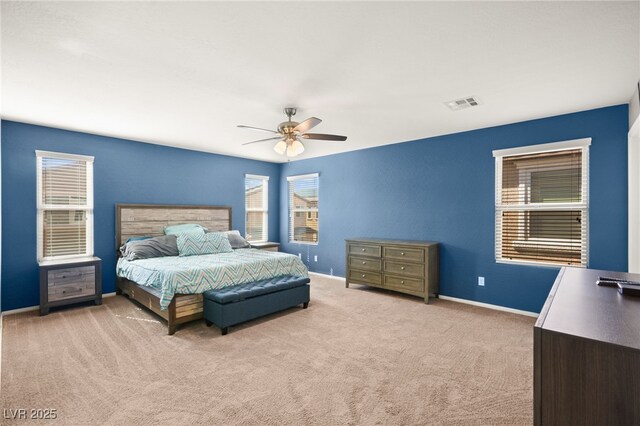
115,204,308,334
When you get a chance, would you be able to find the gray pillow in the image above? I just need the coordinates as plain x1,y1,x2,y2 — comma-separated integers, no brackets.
226,231,251,249
208,230,251,249
120,235,178,260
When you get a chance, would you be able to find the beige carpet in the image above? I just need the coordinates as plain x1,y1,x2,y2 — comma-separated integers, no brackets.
1,275,534,425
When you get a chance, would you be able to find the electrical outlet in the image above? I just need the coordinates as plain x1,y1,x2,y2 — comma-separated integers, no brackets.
330,268,334,276
314,255,318,262
298,253,302,259
478,276,485,286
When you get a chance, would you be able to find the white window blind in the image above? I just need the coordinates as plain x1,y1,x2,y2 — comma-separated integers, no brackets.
36,151,94,261
245,174,269,242
493,139,590,267
288,173,319,244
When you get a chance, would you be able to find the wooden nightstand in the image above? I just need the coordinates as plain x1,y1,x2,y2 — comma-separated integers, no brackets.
251,242,280,252
39,256,102,316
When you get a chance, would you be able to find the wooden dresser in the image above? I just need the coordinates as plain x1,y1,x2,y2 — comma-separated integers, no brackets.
345,238,439,303
534,267,640,424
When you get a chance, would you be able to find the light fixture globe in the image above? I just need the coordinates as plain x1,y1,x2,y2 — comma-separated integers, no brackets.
291,139,305,156
273,140,287,155
286,144,296,157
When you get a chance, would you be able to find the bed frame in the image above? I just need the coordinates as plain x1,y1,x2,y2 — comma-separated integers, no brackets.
115,203,232,335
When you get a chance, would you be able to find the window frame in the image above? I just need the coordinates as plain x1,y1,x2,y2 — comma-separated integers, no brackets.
36,150,95,262
287,173,319,245
244,174,269,243
493,138,590,268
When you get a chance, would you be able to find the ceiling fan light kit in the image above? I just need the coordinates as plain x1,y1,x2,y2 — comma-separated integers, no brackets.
239,107,347,158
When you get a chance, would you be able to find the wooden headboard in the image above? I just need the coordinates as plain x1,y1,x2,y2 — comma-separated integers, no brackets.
115,204,232,248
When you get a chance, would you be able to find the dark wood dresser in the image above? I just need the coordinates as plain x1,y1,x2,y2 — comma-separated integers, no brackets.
345,238,439,303
534,267,640,425
39,256,102,315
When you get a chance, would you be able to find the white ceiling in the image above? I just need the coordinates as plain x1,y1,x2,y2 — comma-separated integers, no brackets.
2,1,639,163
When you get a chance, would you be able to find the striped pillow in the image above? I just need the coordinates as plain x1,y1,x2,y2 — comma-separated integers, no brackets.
177,232,233,257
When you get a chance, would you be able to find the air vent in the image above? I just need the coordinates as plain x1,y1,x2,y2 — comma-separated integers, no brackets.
445,96,481,111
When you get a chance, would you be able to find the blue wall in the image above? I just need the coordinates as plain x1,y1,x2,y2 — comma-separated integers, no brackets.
279,105,629,313
1,121,280,311
1,105,630,313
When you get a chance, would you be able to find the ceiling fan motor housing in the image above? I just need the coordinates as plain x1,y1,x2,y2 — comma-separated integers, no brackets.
278,121,299,135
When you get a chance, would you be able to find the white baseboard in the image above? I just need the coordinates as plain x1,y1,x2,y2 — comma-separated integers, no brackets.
1,292,117,317
437,295,538,318
1,305,39,315
308,272,538,318
309,271,345,282
0,314,3,388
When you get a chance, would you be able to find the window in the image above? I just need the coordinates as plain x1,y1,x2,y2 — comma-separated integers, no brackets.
36,150,94,261
493,138,590,267
245,174,268,242
288,173,319,244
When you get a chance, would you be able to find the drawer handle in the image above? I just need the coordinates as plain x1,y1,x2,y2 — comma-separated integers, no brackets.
401,252,405,256
361,248,366,252
400,266,405,270
63,288,82,295
361,274,366,278
362,261,367,265
401,280,405,284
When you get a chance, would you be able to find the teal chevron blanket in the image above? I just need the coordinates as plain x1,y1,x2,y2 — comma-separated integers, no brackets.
116,249,309,310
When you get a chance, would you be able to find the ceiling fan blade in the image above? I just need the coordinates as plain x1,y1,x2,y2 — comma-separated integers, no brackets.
301,133,347,141
241,136,283,146
237,125,280,135
293,117,322,133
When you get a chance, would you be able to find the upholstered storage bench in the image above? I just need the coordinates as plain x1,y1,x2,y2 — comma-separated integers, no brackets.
203,275,310,335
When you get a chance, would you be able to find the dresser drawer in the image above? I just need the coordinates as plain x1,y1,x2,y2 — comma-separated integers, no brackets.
383,246,424,262
48,266,95,286
48,282,95,302
348,270,382,286
348,243,381,258
384,260,424,277
384,275,424,293
349,256,381,272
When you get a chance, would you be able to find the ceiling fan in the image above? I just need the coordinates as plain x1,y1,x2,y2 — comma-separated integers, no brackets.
238,107,347,157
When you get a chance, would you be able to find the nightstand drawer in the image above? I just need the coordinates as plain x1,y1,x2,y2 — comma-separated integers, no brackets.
48,266,95,286
348,243,381,258
49,282,95,302
349,256,381,272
